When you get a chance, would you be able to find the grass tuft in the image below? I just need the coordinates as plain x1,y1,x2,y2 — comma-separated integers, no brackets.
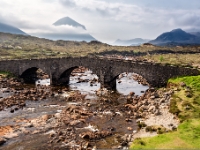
0,71,15,78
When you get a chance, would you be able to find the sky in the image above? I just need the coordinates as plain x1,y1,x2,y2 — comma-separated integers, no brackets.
0,0,200,44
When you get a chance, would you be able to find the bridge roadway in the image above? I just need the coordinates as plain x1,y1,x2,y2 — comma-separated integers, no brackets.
0,57,199,89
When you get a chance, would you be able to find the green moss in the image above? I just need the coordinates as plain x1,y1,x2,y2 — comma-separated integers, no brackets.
145,125,167,134
137,121,147,129
169,96,181,115
168,75,200,121
134,138,146,146
168,75,200,90
193,95,200,105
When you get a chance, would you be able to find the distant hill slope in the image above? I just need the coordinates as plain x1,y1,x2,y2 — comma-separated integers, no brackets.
150,29,200,46
37,33,96,42
53,16,86,30
114,38,150,46
0,22,27,35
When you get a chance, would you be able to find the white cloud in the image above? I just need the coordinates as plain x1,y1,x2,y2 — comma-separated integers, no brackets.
28,24,88,35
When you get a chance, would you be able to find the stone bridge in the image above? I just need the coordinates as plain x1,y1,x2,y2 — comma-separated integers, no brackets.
0,57,199,89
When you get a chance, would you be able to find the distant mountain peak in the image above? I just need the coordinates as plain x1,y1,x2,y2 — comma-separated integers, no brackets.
38,17,96,42
53,16,86,30
171,28,184,32
150,28,199,46
171,28,188,34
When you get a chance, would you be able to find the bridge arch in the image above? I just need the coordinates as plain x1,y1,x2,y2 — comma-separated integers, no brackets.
55,66,100,85
57,66,79,85
102,69,150,90
20,67,50,83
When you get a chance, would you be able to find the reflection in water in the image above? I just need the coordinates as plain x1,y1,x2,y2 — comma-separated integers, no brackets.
69,70,100,99
116,73,149,95
35,79,50,86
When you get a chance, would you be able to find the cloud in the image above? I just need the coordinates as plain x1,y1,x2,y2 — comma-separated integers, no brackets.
59,0,76,7
29,24,92,41
42,0,55,2
176,13,200,27
96,7,120,17
29,24,87,35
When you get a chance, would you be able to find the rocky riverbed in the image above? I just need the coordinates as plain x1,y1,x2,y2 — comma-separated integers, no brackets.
0,68,179,149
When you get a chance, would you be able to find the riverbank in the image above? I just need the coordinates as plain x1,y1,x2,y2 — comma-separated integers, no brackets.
131,75,200,149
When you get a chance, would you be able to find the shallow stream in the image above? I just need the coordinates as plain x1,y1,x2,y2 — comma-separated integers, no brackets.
0,71,149,149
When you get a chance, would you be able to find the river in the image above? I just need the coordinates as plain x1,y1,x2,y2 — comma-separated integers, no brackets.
0,69,149,149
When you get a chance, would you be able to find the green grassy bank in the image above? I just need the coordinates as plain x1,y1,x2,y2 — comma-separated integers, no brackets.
131,75,200,149
0,71,15,78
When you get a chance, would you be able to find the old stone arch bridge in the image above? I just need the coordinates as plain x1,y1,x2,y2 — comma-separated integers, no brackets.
0,57,199,89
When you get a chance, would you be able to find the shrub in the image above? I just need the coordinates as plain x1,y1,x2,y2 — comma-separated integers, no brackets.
159,56,164,62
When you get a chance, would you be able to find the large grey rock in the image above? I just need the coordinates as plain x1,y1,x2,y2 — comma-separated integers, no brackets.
0,137,6,146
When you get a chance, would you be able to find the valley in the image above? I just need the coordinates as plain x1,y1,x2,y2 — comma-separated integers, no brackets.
1,0,200,149
0,31,199,149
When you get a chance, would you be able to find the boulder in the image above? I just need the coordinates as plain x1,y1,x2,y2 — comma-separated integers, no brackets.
0,138,6,146
148,105,156,112
127,127,133,131
41,114,51,121
15,46,22,50
7,45,14,49
180,82,186,87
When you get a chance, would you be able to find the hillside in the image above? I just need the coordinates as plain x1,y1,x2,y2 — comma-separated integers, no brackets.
114,38,150,46
150,29,200,46
0,22,27,35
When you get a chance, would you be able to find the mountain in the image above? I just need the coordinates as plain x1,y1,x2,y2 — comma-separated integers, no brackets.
40,16,97,42
190,32,200,37
150,28,200,46
114,38,150,46
0,22,27,35
53,17,86,30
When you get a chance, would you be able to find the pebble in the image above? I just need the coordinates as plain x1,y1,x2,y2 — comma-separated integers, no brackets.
127,127,133,131
54,113,61,119
42,115,51,121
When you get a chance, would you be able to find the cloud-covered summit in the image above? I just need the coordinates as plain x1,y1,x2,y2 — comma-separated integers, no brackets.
53,16,86,30
29,16,96,42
